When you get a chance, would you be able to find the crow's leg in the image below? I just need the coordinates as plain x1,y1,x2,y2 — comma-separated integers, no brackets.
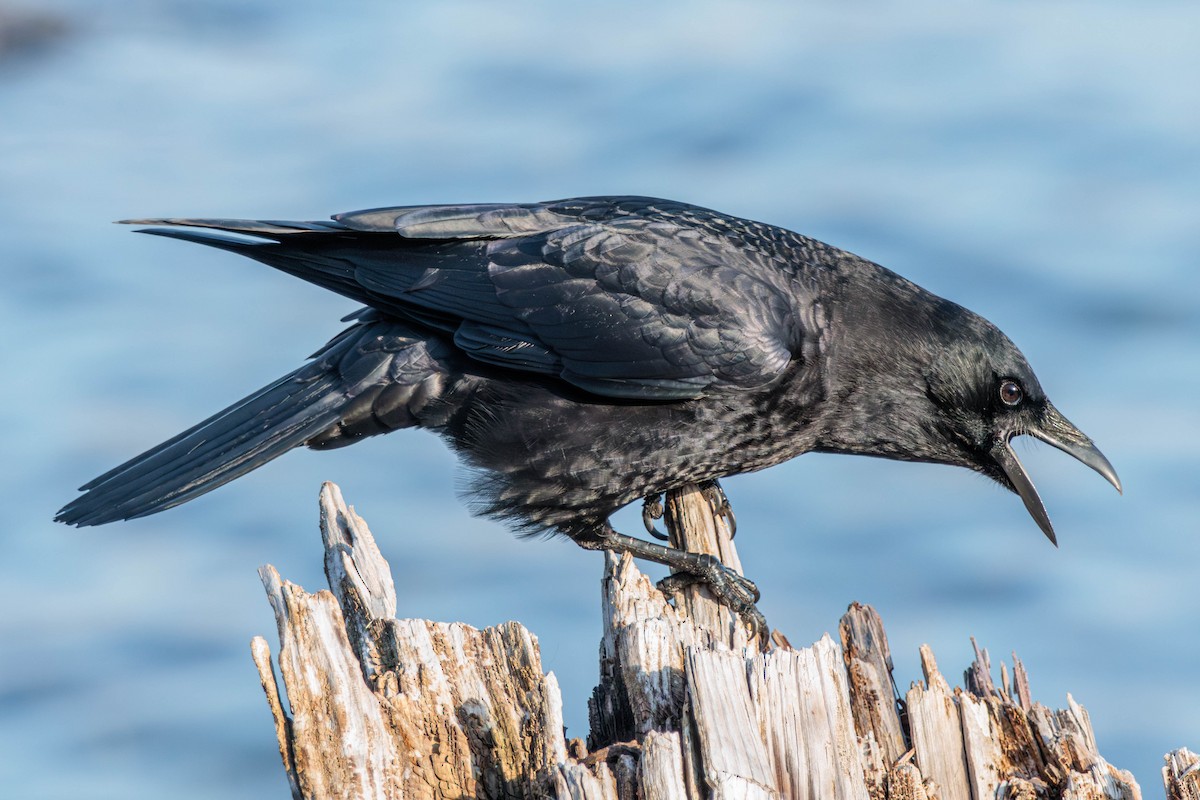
578,526,765,635
698,479,736,538
641,494,668,541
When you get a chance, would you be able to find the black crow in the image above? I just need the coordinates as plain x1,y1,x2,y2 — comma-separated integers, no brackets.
56,196,1120,624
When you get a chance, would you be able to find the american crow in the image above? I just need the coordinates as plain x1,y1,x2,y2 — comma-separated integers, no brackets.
56,196,1120,624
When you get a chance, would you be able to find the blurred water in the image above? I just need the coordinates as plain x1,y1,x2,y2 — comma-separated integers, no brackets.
1,1,1196,797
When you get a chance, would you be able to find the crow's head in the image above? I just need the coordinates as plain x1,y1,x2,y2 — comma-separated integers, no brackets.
822,275,1120,544
917,307,1121,544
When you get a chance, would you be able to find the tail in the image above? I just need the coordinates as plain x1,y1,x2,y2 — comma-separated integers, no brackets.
56,315,456,526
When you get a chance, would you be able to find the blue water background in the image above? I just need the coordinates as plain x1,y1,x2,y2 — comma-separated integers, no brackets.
1,2,1196,797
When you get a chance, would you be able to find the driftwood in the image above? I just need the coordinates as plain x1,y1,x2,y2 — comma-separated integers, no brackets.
252,482,1195,799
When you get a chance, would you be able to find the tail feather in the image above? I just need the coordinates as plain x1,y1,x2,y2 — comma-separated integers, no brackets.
58,366,346,526
56,318,441,527
77,374,316,493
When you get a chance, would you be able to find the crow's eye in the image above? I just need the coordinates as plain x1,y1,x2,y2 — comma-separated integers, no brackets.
999,379,1023,406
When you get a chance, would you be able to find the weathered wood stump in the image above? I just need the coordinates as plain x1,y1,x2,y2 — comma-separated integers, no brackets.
251,483,1196,799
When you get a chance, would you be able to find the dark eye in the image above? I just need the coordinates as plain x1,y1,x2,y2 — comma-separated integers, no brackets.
999,379,1023,406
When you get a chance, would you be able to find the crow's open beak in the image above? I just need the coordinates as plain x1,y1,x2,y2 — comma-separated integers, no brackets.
990,403,1121,546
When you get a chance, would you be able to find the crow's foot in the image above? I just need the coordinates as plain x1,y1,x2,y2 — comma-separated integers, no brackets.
582,526,768,641
657,556,766,636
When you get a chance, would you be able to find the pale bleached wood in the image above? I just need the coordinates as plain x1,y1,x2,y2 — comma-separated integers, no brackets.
640,731,689,800
839,603,907,768
1019,694,1141,800
886,757,933,800
858,735,889,800
1163,748,1200,800
317,482,396,680
685,647,776,798
250,635,300,800
750,635,871,800
957,641,1009,800
1012,654,1033,711
590,549,687,747
964,638,996,697
258,563,398,800
554,761,619,800
907,644,972,800
958,691,1004,800
255,483,577,799
902,637,1145,800
543,672,571,769
584,488,882,800
252,482,1188,800
589,483,754,752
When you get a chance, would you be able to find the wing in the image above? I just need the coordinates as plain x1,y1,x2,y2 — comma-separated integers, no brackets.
131,196,813,401
345,196,812,399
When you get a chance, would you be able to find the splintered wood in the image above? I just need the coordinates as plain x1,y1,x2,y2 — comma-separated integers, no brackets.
253,483,1188,799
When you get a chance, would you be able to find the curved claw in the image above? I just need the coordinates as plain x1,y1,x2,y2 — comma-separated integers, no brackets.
700,480,737,538
642,494,668,541
720,504,737,538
